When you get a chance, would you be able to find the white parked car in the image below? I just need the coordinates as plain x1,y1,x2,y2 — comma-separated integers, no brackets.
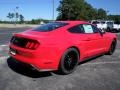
91,20,114,32
113,22,120,32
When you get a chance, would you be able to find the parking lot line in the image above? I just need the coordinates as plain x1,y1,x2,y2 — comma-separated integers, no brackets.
0,45,9,51
0,56,9,64
0,45,8,47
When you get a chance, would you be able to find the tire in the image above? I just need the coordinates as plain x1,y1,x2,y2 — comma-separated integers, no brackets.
58,48,79,75
107,40,117,55
107,27,111,32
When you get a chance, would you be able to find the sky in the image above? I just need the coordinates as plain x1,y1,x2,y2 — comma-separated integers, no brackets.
0,0,120,21
86,0,120,15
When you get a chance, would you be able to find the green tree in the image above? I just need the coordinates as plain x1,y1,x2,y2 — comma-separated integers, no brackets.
31,19,36,24
57,0,107,20
7,12,14,21
107,15,120,23
57,0,98,20
57,0,82,20
19,14,24,24
16,12,19,22
97,8,107,19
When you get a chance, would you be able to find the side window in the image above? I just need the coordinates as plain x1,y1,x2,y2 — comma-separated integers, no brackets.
92,25,100,33
68,25,85,33
68,24,100,34
83,24,94,33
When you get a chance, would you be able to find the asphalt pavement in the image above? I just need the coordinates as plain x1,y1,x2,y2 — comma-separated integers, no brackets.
0,28,30,45
0,28,120,90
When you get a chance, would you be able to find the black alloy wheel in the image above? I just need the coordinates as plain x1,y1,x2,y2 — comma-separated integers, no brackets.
107,40,117,55
58,48,79,75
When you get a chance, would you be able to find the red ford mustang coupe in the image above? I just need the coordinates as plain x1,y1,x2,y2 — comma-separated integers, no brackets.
9,21,117,74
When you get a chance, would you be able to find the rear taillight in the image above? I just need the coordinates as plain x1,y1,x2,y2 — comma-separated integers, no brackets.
25,41,39,50
10,36,40,50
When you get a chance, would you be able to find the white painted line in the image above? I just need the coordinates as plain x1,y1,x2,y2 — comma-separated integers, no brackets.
0,45,8,47
0,45,9,52
0,56,9,64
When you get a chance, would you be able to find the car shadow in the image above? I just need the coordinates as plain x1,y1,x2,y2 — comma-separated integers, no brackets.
79,55,104,65
53,55,104,75
7,57,52,78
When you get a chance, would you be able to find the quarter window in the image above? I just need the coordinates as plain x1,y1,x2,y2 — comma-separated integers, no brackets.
83,24,93,33
68,25,85,33
68,24,100,34
83,24,100,33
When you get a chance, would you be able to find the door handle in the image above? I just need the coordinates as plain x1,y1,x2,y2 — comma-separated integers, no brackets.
85,39,91,41
84,38,91,41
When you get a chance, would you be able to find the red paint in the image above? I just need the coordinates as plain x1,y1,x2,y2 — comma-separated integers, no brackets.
9,21,117,71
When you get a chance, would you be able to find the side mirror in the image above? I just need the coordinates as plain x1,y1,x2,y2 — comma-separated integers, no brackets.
99,29,106,36
100,29,106,34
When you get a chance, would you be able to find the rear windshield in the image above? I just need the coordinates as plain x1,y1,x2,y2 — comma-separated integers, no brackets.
32,22,68,32
101,22,105,24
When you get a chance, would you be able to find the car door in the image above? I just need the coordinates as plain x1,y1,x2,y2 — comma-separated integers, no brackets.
82,24,106,57
68,24,94,60
68,24,106,61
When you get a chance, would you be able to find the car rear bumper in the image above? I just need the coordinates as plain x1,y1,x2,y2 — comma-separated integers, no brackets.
9,44,59,71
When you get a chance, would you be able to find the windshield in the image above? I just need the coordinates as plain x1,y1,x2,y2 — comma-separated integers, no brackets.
32,22,68,32
107,22,113,24
101,22,105,24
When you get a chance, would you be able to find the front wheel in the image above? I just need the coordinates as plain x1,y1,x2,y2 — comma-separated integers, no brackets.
58,48,79,75
107,27,111,32
107,40,117,55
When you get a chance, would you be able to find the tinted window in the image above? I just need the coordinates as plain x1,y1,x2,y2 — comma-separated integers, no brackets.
32,22,68,32
83,24,100,33
107,22,113,24
114,21,120,24
92,25,100,33
68,25,85,33
68,24,100,34
101,22,105,24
